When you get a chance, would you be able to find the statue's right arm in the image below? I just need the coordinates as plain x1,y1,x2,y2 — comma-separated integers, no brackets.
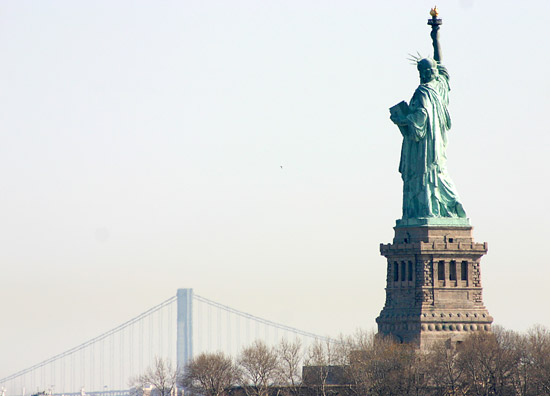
431,26,442,63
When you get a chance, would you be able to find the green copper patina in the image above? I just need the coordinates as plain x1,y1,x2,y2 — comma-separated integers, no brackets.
390,9,468,227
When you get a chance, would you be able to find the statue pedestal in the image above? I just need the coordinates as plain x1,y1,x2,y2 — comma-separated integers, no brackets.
376,223,493,349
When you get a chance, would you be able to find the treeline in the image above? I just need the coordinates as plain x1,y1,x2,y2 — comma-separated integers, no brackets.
133,325,550,396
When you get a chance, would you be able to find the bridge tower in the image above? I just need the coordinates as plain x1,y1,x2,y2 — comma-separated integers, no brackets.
176,288,193,369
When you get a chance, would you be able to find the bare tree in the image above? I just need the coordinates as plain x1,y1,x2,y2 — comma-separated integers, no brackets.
457,328,520,396
304,331,426,396
303,337,349,396
422,326,550,396
342,330,374,396
131,357,179,396
275,339,303,396
363,335,420,396
525,325,550,396
495,328,533,396
180,352,239,396
238,340,280,396
424,340,466,396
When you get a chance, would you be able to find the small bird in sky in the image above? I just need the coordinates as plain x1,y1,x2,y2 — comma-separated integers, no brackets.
280,165,283,169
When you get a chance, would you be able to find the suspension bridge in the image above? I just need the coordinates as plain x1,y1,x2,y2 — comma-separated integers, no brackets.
0,289,332,396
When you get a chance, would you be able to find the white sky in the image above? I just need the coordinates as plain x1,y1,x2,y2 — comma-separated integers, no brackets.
1,0,550,378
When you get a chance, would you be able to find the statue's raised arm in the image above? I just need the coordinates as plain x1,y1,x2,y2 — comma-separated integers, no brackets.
429,7,442,62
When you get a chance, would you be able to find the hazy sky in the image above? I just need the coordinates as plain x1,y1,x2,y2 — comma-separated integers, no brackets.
2,0,550,378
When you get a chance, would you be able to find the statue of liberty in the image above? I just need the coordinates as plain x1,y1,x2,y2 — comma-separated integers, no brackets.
390,7,467,224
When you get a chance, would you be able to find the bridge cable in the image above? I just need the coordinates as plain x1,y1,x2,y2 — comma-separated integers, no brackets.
0,295,176,383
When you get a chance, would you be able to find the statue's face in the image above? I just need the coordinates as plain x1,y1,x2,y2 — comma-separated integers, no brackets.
418,58,438,84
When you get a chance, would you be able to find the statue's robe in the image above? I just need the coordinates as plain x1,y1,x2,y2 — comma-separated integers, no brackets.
399,64,466,219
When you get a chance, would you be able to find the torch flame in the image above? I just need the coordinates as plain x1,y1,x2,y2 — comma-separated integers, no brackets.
430,6,439,17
